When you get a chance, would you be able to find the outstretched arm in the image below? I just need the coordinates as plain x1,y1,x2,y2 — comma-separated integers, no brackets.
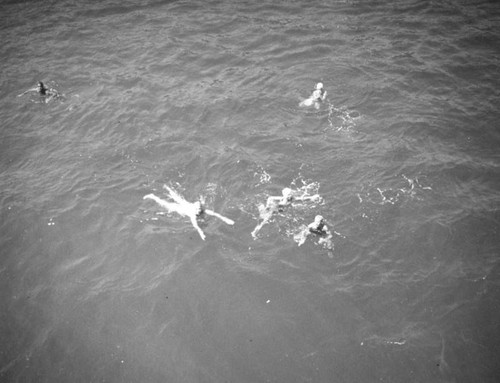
17,87,38,97
291,193,322,204
205,209,234,225
251,220,267,239
144,193,165,206
189,215,206,240
163,184,186,204
144,193,183,215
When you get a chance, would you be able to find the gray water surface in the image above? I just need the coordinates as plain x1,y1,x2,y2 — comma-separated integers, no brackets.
1,1,500,382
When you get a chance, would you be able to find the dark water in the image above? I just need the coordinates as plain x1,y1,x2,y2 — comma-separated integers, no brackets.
1,0,500,382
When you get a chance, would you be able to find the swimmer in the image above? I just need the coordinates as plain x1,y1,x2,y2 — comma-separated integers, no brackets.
295,215,333,250
299,82,327,109
144,184,234,240
18,81,60,102
251,188,322,239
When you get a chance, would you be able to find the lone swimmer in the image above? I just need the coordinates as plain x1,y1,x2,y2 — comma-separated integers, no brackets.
144,185,234,240
251,188,322,239
299,82,327,109
295,215,333,250
18,81,60,102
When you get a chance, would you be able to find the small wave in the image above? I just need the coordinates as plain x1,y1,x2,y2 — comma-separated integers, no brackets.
253,166,271,186
357,174,432,207
327,102,362,132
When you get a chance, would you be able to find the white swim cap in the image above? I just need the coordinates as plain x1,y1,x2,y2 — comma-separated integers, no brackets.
314,215,324,223
315,82,323,90
194,200,203,214
282,188,293,197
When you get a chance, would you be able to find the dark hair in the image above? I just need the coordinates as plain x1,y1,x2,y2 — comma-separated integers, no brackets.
38,82,47,95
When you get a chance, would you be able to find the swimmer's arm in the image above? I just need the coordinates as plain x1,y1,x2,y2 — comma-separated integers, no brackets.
294,194,322,203
307,222,317,231
296,227,311,246
321,90,327,101
144,193,181,213
190,215,206,240
251,223,264,239
323,224,333,239
251,217,269,239
47,89,59,98
17,87,38,97
205,209,234,225
144,193,162,204
317,223,334,250
265,196,284,210
252,200,277,238
163,184,185,204
266,196,282,204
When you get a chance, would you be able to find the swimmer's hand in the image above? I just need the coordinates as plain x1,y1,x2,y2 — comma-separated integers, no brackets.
311,194,322,203
299,98,314,107
251,226,261,240
294,228,309,246
318,237,334,251
300,194,322,203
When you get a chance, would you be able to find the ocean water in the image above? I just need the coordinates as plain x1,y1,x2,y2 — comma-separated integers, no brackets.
1,0,500,382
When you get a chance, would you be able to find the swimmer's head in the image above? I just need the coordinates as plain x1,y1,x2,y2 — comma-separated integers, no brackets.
194,197,205,215
37,82,47,94
281,188,294,204
194,201,203,215
315,82,323,90
314,215,324,224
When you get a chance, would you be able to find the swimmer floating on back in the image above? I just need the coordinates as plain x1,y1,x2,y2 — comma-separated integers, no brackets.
144,185,234,240
18,81,60,102
251,187,322,239
295,215,334,250
299,82,327,109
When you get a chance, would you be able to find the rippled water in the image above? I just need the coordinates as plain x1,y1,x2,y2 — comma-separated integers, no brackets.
1,0,500,382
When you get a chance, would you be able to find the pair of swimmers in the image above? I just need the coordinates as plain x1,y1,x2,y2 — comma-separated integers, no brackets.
252,187,333,249
144,185,333,249
251,187,322,238
19,81,326,107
